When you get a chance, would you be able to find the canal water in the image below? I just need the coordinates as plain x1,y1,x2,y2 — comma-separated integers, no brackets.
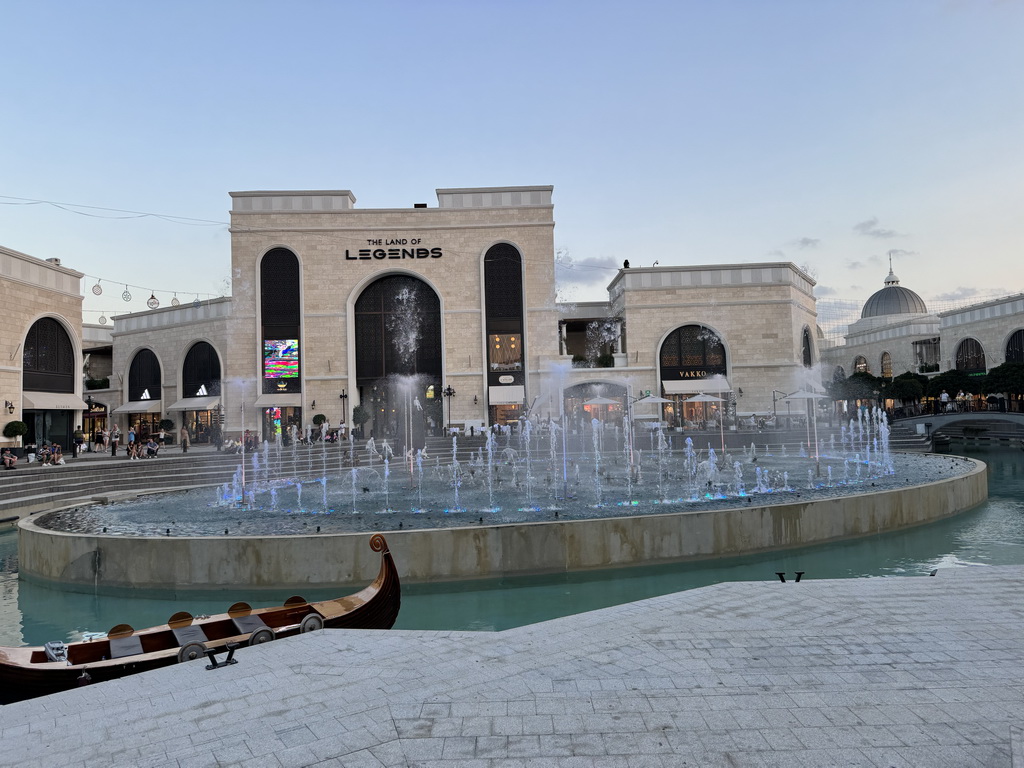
1,447,1021,647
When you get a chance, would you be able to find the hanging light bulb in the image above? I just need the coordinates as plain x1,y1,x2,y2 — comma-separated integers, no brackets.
92,280,103,296
171,293,180,307
147,292,159,309
192,295,201,308
122,285,132,302
99,314,107,325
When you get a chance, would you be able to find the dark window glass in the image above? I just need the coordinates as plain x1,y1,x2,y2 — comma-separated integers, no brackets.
659,326,727,374
1006,329,1024,364
955,338,986,373
128,349,162,401
354,275,442,384
260,248,301,393
182,342,222,396
854,356,869,374
802,328,813,368
23,317,75,393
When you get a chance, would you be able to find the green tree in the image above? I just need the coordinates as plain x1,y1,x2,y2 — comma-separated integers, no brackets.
925,369,972,398
351,405,371,438
984,362,1024,396
3,420,28,441
888,376,924,406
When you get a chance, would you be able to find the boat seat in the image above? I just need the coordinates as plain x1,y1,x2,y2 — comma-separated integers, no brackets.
227,601,269,635
167,611,209,646
107,624,144,659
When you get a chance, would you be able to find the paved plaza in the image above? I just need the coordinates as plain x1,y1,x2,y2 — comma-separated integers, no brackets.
2,566,1023,767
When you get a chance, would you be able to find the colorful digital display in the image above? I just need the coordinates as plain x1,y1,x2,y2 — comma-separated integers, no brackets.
263,339,299,378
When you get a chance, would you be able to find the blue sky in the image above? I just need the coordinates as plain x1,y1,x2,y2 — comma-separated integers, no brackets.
3,0,1022,325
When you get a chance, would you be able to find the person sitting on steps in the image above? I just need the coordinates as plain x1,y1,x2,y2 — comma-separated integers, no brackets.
2,448,16,469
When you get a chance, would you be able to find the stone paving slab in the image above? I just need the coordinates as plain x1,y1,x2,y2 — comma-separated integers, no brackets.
3,566,1024,766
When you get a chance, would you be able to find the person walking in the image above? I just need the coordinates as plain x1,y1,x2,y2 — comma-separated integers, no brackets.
180,425,190,453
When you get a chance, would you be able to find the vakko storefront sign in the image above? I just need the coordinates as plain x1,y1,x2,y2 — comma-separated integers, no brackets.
345,238,443,261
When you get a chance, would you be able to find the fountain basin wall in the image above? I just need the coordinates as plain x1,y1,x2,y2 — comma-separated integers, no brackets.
18,458,987,593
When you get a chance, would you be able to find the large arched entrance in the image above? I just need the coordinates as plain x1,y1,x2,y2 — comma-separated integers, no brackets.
354,274,442,449
22,317,82,449
658,324,729,427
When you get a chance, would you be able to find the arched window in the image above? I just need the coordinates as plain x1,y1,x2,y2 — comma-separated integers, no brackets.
260,248,301,394
182,341,222,396
660,325,727,376
853,355,869,374
484,244,525,384
801,328,813,368
880,351,892,379
128,349,161,401
23,317,75,393
955,338,986,373
1006,329,1024,364
355,275,442,383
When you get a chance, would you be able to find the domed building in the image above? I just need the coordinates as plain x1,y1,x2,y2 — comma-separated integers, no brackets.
861,268,928,319
821,266,939,380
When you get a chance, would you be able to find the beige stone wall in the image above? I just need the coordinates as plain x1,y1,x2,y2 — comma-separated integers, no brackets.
227,190,557,433
18,457,987,591
940,295,1024,370
108,299,231,431
610,265,819,415
0,246,84,446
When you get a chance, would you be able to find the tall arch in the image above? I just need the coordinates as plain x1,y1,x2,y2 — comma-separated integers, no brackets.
182,341,222,397
955,338,986,374
354,274,442,444
1006,329,1024,364
22,316,79,447
658,324,729,428
260,248,301,395
880,351,893,379
23,317,75,393
484,242,526,423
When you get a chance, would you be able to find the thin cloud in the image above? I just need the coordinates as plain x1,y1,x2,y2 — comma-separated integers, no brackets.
791,237,820,249
767,249,786,258
846,260,865,270
935,287,980,301
815,285,838,296
853,217,901,239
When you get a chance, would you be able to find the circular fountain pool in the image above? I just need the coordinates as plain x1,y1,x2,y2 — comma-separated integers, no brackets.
18,413,989,592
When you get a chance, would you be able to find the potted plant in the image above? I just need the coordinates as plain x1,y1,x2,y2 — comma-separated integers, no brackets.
351,405,370,439
3,420,28,456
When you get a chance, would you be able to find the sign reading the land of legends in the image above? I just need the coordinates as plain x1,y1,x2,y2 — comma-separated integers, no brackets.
346,239,443,260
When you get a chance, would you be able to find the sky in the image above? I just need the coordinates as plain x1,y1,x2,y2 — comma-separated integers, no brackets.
3,0,1023,330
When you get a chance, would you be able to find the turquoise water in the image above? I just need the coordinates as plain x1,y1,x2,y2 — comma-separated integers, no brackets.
1,447,1021,646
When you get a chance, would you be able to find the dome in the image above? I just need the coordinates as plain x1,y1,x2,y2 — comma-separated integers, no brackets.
860,268,927,318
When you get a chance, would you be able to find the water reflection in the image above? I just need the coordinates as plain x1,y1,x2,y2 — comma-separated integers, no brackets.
2,447,1022,645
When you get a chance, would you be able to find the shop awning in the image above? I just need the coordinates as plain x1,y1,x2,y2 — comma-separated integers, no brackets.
661,378,731,395
21,392,90,410
112,400,163,414
254,393,302,408
488,385,525,405
166,396,221,411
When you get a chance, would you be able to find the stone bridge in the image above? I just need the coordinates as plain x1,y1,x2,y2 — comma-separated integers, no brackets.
896,410,1024,439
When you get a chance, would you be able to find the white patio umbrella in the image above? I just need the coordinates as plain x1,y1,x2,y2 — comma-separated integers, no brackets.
782,390,828,470
684,392,726,453
583,397,621,405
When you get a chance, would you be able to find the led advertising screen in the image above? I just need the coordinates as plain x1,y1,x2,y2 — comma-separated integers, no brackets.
263,339,299,378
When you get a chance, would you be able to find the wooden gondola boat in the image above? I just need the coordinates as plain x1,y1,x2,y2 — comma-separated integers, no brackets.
0,533,399,703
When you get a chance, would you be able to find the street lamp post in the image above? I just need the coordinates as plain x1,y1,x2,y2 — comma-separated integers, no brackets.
339,389,348,428
442,385,456,433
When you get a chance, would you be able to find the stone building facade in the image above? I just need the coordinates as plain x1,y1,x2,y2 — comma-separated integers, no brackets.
3,185,829,450
0,246,87,449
